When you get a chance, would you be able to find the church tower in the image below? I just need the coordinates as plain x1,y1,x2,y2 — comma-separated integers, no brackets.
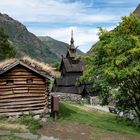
52,31,86,96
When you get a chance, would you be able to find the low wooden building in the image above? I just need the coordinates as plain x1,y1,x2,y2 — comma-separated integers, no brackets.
0,58,53,116
53,32,88,96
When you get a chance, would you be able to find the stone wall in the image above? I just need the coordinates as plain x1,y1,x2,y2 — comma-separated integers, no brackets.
89,96,100,105
51,92,82,101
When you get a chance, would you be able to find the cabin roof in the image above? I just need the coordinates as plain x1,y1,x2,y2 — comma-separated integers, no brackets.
0,58,54,80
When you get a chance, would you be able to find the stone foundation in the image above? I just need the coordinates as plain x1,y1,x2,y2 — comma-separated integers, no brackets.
51,92,82,101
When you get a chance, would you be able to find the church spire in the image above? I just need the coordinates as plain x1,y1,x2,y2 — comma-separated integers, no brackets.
66,30,77,58
70,30,74,46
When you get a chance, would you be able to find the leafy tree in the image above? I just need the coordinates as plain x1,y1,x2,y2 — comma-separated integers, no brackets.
0,27,16,60
81,14,140,121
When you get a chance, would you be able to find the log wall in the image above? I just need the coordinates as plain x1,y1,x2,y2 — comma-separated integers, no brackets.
0,65,50,116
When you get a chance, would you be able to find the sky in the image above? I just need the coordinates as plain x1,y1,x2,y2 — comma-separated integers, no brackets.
0,0,139,52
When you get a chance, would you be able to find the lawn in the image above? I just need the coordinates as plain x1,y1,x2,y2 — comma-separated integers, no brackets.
58,102,140,135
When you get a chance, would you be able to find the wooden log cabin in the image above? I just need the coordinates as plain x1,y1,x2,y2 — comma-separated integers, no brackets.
0,58,53,116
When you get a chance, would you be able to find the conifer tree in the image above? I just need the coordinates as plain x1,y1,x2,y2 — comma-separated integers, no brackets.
0,27,16,60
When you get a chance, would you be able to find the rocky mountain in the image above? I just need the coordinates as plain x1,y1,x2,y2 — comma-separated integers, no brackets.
0,13,84,64
134,4,140,17
39,36,84,60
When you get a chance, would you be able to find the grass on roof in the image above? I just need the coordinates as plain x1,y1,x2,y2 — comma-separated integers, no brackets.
0,56,60,77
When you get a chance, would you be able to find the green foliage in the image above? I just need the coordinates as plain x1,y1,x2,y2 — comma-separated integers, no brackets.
0,27,16,60
81,14,140,121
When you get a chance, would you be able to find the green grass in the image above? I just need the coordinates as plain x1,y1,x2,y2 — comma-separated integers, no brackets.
58,102,140,135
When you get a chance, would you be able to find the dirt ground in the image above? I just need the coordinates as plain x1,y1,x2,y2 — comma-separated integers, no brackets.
38,120,140,140
38,120,93,140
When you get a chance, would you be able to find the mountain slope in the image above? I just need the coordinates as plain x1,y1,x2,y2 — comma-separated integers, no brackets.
0,13,84,64
0,13,59,64
134,4,140,17
39,36,84,60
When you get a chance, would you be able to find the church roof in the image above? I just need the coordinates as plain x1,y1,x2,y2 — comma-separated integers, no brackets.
61,57,84,72
53,86,85,95
55,75,80,86
67,49,76,58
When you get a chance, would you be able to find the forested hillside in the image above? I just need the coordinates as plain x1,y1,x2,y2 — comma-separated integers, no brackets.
0,27,16,60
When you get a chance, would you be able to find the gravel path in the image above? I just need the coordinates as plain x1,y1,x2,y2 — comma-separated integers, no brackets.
85,104,110,112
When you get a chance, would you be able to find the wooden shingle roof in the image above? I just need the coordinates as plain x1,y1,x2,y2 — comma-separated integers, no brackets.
53,86,85,94
61,58,84,72
55,75,80,86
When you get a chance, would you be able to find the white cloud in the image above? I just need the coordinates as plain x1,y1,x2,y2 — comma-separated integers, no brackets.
0,0,136,52
28,24,116,52
102,0,139,4
27,26,99,52
0,0,118,23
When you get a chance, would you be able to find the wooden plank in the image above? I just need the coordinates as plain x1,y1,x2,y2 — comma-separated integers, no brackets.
0,94,45,99
0,90,46,95
27,90,45,93
0,91,13,95
13,90,29,93
0,78,44,82
4,72,34,76
14,87,46,90
0,88,13,92
0,109,45,116
0,82,45,86
0,85,45,89
0,88,46,92
0,97,45,103
0,100,46,106
2,75,41,79
0,102,46,109
0,82,6,85
10,69,28,72
0,106,44,113
0,91,45,96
